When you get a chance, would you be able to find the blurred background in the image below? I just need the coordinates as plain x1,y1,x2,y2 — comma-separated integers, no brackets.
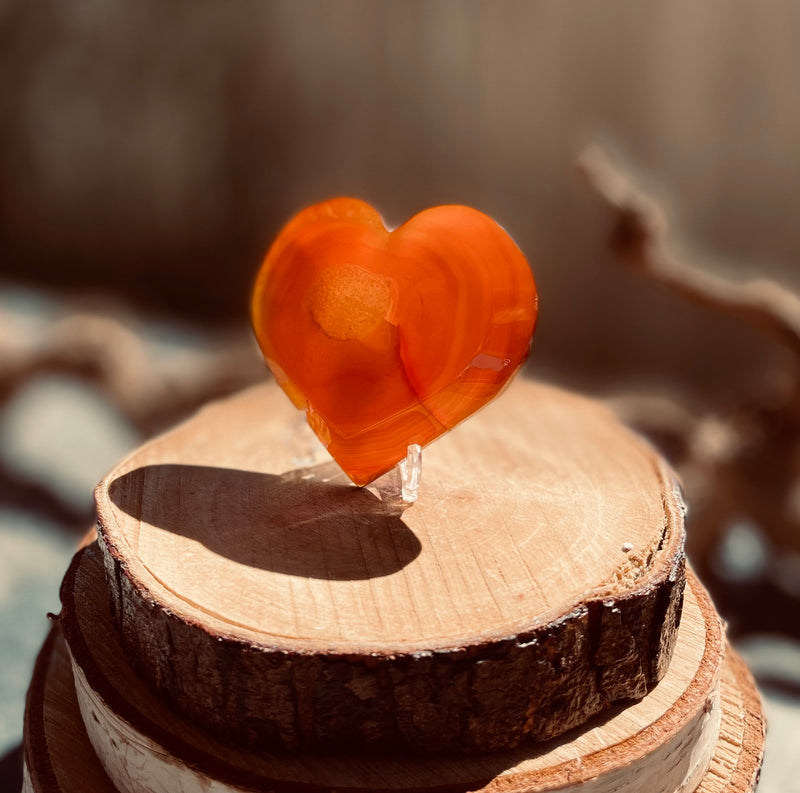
1,1,799,790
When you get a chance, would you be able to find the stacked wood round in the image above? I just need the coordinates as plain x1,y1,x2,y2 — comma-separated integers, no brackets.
23,379,765,792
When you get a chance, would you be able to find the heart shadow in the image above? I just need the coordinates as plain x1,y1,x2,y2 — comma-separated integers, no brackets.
107,462,421,581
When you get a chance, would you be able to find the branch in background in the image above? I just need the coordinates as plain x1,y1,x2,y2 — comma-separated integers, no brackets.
578,145,800,601
0,310,263,436
577,145,800,362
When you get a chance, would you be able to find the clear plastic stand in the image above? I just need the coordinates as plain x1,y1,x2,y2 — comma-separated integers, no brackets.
285,415,422,510
398,443,422,504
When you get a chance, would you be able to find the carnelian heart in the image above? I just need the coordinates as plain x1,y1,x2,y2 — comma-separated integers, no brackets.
251,198,538,486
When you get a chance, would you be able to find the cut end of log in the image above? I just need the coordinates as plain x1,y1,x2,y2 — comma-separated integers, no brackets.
89,378,687,754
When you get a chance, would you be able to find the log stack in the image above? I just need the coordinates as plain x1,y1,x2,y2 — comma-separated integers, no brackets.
22,379,765,792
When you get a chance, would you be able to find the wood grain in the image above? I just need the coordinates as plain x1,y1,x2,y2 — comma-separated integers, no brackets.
94,378,686,753
28,550,764,793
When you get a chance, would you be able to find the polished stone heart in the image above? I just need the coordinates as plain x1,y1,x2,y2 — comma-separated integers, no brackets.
251,198,538,486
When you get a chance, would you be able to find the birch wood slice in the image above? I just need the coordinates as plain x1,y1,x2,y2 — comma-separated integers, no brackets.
29,547,764,793
94,378,686,753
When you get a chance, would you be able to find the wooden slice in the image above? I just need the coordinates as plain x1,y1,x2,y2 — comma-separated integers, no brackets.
21,638,765,793
35,545,764,793
23,627,117,793
94,378,686,753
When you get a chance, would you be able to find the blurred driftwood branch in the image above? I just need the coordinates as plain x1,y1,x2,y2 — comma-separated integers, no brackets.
579,146,800,588
578,146,800,359
0,310,261,436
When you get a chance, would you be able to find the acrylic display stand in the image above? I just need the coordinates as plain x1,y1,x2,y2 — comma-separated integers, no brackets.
23,379,765,792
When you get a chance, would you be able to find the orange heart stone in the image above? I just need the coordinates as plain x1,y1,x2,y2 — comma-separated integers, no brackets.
251,198,538,486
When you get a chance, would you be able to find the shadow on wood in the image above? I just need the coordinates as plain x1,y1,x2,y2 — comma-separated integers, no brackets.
108,463,422,581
